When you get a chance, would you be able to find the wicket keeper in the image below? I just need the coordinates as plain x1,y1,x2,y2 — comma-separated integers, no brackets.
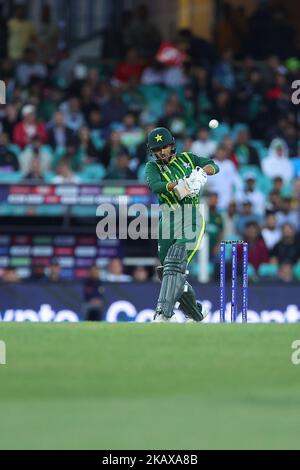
145,127,220,322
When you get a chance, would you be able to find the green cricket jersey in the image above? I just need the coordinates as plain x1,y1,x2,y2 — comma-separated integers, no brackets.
145,151,219,207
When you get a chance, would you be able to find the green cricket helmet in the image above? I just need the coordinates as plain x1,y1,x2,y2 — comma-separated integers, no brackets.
147,127,176,161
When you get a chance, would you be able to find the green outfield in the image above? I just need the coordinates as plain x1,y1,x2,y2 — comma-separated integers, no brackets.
0,323,300,450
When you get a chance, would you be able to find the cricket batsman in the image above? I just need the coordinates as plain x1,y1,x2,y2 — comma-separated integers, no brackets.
145,127,220,322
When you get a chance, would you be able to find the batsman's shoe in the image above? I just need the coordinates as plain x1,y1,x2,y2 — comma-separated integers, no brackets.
153,312,171,322
185,304,210,323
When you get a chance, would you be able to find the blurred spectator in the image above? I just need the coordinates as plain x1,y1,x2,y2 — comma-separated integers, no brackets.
272,176,284,194
19,135,51,174
277,262,295,283
234,128,261,167
242,221,269,271
7,4,36,60
119,112,144,153
270,223,300,265
23,156,45,182
276,196,299,230
206,192,224,259
211,90,232,124
60,96,85,132
177,28,216,66
77,127,100,165
223,200,237,239
114,48,144,84
191,127,217,157
83,265,104,321
16,47,47,87
101,84,129,127
99,131,128,169
46,259,61,282
37,4,58,61
141,60,165,86
0,132,19,171
206,145,242,210
30,264,47,281
215,4,239,54
47,111,76,151
13,105,48,149
265,189,282,213
52,48,75,87
213,49,236,91
1,267,20,283
106,151,137,180
105,258,132,282
52,158,81,184
235,200,262,236
222,135,239,167
238,173,265,215
261,213,281,250
132,266,149,282
1,104,19,140
262,138,293,183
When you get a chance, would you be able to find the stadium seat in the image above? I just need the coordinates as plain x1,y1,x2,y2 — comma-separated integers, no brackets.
239,165,262,180
292,158,300,177
0,171,22,183
210,122,231,142
247,263,256,280
293,262,300,281
258,263,278,278
137,164,146,182
78,164,106,182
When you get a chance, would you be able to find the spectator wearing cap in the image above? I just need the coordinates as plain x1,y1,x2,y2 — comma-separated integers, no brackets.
13,105,48,149
262,138,293,184
238,172,265,215
191,127,217,158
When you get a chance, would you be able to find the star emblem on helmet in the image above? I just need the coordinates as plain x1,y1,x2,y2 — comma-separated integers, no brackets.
155,133,163,142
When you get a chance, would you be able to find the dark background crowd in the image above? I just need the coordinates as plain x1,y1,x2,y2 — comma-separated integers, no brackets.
0,0,300,287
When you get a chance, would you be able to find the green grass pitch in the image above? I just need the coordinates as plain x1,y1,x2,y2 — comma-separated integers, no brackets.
0,323,300,450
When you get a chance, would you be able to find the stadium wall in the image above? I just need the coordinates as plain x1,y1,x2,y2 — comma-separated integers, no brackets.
0,282,299,323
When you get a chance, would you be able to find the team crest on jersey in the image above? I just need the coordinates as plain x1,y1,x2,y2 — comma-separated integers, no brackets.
183,162,190,168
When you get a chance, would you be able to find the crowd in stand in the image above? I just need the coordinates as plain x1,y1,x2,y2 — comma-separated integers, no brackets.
0,2,300,282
